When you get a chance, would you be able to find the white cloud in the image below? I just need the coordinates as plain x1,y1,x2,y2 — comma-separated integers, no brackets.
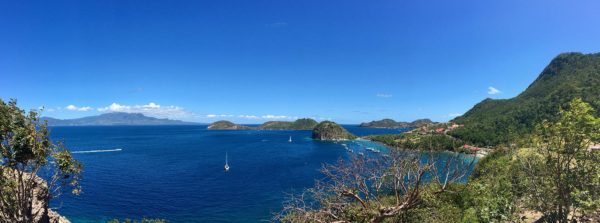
218,114,301,120
448,113,463,117
487,86,501,95
203,113,327,121
66,105,92,111
97,102,194,119
238,115,260,119
261,115,298,120
206,114,234,118
310,116,331,121
376,93,393,98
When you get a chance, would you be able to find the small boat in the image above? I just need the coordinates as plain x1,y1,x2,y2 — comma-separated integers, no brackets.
366,147,381,153
224,152,230,171
289,136,292,142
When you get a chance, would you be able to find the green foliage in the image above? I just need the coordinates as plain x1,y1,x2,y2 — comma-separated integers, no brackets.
516,98,600,222
290,118,318,130
258,118,318,130
258,121,293,130
0,99,82,221
452,53,600,146
370,132,463,151
207,120,251,130
311,121,356,140
359,118,434,128
396,184,466,223
462,149,521,222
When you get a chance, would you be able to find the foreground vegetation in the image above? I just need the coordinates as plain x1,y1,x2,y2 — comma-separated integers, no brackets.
0,99,82,222
276,98,600,222
369,129,464,152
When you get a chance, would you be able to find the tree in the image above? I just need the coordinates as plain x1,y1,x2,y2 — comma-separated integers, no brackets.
273,151,475,223
518,98,600,222
0,99,82,222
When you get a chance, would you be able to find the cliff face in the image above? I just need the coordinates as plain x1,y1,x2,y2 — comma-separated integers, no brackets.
311,121,356,140
207,120,251,130
2,168,70,223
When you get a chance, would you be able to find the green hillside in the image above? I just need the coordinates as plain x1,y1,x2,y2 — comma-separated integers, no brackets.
451,52,600,146
359,118,434,128
290,118,318,130
207,120,251,130
258,118,318,130
311,121,356,140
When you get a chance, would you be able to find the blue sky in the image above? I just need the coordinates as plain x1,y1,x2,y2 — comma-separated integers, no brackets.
1,0,600,124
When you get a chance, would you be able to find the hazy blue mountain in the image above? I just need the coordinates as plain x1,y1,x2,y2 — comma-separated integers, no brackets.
41,112,198,126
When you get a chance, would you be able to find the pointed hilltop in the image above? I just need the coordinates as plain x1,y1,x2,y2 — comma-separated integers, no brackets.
451,52,600,146
311,121,357,140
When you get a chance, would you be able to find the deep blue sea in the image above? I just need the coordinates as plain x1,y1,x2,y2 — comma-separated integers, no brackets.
48,125,409,222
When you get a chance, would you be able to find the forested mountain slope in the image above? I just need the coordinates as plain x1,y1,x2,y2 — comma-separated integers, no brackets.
451,52,600,146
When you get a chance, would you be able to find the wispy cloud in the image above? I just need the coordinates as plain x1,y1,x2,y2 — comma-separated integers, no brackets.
238,115,260,119
236,114,298,120
261,115,298,120
487,86,501,95
376,93,393,98
66,105,93,111
448,113,463,117
204,114,304,121
97,102,194,119
206,114,234,118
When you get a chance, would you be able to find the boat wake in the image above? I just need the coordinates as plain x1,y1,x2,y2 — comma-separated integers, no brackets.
71,148,123,154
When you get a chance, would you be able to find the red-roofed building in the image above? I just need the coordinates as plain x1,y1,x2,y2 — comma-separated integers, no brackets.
462,144,481,152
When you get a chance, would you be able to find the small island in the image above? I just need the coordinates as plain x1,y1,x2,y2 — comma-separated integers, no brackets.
311,121,357,140
258,118,318,130
359,118,435,128
207,120,251,130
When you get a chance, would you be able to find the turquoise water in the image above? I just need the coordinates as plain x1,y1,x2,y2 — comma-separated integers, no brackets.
48,125,404,222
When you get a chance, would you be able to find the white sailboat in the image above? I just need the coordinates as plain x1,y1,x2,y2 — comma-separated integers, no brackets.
288,136,292,142
224,152,230,171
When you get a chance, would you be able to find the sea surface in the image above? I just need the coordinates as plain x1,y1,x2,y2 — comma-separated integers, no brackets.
49,125,408,222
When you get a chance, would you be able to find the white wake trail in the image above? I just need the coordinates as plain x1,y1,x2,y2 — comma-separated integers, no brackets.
71,148,123,154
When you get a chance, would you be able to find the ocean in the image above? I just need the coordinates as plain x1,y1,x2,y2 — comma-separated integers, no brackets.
48,125,408,222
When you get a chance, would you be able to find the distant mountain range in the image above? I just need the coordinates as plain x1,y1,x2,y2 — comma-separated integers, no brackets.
42,112,198,126
359,118,435,128
451,52,600,146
